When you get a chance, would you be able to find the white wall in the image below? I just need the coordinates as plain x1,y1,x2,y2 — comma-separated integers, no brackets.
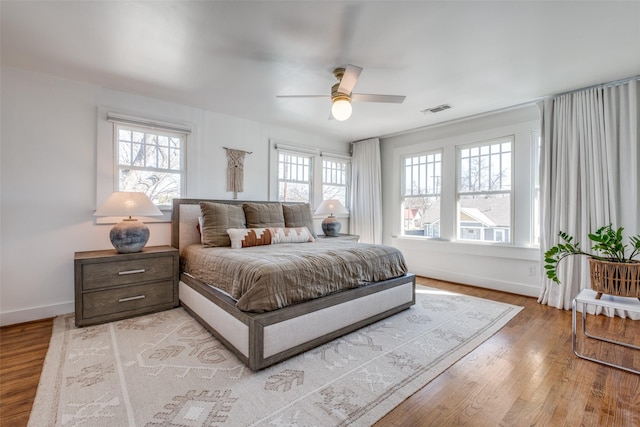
380,106,542,297
0,67,348,325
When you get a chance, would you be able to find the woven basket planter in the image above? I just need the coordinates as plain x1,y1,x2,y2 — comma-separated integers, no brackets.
588,258,640,300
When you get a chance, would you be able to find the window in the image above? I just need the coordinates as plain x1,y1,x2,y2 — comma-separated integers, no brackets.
272,142,351,209
457,137,512,243
115,124,186,207
278,152,312,203
322,158,349,207
401,151,442,237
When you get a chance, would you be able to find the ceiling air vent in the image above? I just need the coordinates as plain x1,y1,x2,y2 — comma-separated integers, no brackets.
421,104,452,114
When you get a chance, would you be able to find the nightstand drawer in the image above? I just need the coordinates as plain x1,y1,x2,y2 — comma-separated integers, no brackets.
82,256,174,290
82,280,175,319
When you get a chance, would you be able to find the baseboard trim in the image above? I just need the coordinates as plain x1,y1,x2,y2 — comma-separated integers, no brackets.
410,266,540,298
0,301,74,327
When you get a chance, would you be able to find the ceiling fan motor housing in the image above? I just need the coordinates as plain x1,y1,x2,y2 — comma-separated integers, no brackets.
331,82,351,103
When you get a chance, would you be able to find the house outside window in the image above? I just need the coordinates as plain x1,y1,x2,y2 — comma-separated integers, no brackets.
277,152,312,203
115,123,186,208
457,136,513,243
401,151,442,237
322,158,350,208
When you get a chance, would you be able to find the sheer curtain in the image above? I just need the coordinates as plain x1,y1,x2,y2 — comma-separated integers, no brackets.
538,78,639,312
349,138,383,244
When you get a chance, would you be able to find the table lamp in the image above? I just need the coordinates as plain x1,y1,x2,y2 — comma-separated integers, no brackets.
94,192,163,253
314,199,349,237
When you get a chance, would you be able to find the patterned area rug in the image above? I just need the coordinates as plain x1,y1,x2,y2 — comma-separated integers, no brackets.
29,287,522,426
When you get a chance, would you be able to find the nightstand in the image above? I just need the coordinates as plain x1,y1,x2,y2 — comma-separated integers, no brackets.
74,245,179,327
316,234,360,242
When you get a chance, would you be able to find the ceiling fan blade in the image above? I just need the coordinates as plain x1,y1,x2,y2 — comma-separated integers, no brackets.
276,95,329,99
352,93,406,104
337,64,362,94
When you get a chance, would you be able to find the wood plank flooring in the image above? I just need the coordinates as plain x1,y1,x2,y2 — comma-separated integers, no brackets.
1,277,638,426
0,318,53,427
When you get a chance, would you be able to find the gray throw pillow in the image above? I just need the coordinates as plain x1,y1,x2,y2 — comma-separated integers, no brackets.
282,203,317,238
199,202,246,247
243,203,285,228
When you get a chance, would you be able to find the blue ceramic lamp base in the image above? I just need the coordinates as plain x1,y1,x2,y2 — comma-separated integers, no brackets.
110,219,150,253
321,215,342,237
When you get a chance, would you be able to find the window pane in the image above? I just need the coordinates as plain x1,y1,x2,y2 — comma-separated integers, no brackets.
322,159,348,207
458,194,511,243
132,143,144,167
146,143,158,168
279,182,310,203
403,196,440,237
158,146,169,169
119,169,181,205
118,141,132,166
118,129,131,141
403,152,441,197
323,184,346,205
169,147,181,170
458,140,511,193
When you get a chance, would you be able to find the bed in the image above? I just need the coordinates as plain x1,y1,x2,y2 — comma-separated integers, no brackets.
171,198,416,370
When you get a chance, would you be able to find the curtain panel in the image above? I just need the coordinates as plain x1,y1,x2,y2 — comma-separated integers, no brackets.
349,138,383,244
538,79,639,314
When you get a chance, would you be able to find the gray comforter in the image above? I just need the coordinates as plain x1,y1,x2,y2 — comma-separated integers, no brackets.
181,239,408,313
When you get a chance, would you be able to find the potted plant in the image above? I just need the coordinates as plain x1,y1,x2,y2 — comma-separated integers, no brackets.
544,224,640,300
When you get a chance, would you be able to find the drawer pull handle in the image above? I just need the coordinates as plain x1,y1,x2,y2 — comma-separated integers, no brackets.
118,295,146,303
118,269,146,276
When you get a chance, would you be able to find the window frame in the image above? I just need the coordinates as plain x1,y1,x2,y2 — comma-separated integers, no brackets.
456,135,514,245
96,109,191,224
113,122,187,210
276,149,314,204
321,156,351,209
269,141,351,211
401,150,442,238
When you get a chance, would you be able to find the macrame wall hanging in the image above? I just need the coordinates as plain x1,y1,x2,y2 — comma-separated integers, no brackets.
224,147,252,199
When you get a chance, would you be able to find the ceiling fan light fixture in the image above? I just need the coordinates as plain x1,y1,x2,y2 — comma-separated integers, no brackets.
331,97,352,121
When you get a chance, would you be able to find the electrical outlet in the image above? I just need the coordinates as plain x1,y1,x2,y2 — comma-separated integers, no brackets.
528,266,536,276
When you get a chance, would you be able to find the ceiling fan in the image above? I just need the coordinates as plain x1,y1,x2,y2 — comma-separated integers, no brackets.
277,65,406,121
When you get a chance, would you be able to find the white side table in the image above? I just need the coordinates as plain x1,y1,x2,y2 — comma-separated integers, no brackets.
572,288,640,375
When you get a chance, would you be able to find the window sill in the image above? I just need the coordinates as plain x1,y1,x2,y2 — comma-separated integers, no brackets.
392,235,539,261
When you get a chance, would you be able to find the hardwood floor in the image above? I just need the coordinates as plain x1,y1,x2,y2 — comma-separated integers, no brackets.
1,277,638,426
377,277,640,427
0,318,53,427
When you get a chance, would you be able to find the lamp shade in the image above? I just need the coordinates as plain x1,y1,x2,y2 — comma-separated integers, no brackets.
315,199,348,237
331,99,352,121
314,199,349,216
94,192,163,218
94,192,162,253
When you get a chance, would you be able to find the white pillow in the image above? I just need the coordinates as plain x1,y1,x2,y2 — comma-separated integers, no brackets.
227,227,314,249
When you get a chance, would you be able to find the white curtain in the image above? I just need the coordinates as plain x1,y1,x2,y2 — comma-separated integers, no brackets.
538,79,639,313
349,138,383,244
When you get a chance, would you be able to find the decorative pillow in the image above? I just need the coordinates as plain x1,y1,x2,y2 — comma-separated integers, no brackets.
200,202,246,247
270,227,315,245
227,227,314,249
243,203,285,228
282,203,317,238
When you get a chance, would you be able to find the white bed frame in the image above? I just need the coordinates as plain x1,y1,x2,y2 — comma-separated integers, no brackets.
171,198,416,370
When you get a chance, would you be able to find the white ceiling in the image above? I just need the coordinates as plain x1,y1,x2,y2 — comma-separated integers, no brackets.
2,1,639,142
